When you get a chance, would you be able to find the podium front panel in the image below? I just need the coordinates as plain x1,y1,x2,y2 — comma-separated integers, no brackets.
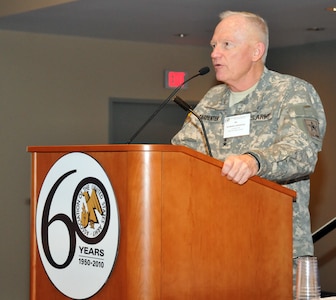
28,145,294,299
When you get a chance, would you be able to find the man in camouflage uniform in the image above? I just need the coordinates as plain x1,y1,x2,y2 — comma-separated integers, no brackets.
172,10,326,298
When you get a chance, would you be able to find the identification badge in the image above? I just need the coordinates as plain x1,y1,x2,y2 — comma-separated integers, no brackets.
223,113,251,138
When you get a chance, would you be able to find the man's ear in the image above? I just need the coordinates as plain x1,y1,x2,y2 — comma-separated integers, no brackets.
252,42,266,61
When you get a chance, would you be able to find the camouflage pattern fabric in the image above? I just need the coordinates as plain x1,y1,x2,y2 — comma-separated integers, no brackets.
172,67,326,298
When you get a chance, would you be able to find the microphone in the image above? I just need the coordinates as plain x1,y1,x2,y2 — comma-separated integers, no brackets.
126,66,210,144
173,96,213,157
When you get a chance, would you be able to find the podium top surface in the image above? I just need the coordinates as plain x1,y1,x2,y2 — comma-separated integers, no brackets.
27,143,296,199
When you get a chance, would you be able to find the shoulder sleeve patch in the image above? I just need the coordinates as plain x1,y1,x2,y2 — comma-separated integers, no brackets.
304,118,320,139
288,104,323,143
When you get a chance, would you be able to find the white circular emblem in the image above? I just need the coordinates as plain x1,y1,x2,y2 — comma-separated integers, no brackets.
36,152,119,299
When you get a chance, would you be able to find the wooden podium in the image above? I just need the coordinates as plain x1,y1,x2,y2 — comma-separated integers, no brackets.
28,144,295,299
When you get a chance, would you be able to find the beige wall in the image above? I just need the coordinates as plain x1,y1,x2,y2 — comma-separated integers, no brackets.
0,29,335,299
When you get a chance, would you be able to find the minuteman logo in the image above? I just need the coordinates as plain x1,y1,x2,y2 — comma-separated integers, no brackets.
36,152,119,300
73,177,110,243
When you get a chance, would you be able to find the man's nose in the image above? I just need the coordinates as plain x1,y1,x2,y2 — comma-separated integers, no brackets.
211,47,220,58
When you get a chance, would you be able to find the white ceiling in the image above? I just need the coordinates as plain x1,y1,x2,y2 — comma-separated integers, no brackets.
0,0,335,49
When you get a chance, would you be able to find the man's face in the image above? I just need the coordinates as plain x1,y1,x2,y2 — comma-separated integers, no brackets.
210,16,259,90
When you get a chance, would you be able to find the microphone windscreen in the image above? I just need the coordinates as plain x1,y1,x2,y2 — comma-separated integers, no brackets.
198,66,210,75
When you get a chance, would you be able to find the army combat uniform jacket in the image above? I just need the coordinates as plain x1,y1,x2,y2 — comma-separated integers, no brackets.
172,67,326,258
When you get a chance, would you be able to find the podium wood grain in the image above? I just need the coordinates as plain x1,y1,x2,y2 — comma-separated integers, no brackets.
28,144,295,299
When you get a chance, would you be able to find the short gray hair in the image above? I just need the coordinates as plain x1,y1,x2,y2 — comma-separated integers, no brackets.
219,11,269,62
